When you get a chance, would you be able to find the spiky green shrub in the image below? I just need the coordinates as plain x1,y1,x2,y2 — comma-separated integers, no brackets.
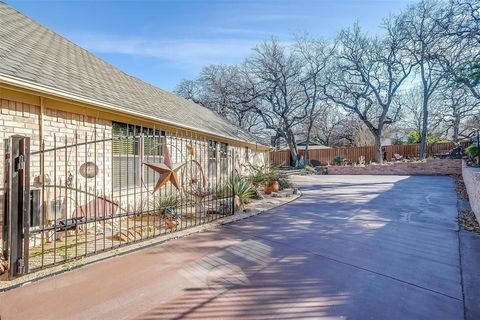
229,176,255,203
159,194,180,208
216,176,255,202
466,144,479,158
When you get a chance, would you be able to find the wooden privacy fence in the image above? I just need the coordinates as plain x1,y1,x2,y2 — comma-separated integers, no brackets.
270,141,469,166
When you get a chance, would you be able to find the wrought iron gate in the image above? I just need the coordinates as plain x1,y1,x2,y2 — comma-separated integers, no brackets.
2,132,235,278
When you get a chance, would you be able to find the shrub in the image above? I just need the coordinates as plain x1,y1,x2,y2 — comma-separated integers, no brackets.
277,175,292,190
466,144,479,158
248,163,292,190
392,138,404,145
332,155,345,165
248,164,269,187
407,131,448,144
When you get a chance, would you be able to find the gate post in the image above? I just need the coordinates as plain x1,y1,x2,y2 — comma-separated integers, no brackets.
2,135,30,279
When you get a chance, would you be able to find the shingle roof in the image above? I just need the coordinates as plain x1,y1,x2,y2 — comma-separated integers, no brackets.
0,2,265,147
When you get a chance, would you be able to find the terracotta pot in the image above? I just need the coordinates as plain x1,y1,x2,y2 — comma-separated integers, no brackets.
166,218,175,231
264,184,273,195
271,180,280,192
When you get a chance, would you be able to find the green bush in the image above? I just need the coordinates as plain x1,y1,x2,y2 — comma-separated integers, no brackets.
407,131,448,144
332,155,345,165
248,163,292,190
277,175,292,189
392,138,404,145
248,164,268,187
466,144,479,157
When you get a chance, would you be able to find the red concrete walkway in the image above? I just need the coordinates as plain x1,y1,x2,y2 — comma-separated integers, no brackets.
0,176,464,319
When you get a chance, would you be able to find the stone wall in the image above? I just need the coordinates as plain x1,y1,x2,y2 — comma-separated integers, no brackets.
327,158,462,176
462,161,480,222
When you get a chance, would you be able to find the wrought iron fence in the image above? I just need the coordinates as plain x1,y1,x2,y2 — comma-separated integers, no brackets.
2,131,235,277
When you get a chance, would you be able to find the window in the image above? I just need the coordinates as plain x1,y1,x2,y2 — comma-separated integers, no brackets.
112,122,164,191
219,142,228,175
208,140,217,178
245,147,249,162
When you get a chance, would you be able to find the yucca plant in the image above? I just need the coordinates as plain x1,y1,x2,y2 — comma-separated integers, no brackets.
233,178,256,203
217,176,256,205
159,194,180,208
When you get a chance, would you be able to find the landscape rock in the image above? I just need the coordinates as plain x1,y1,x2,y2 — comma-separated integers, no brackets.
251,189,264,200
0,257,8,275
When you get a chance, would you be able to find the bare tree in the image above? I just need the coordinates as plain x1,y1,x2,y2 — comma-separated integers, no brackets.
293,35,332,162
175,65,263,134
439,0,480,100
398,0,448,158
324,20,412,163
310,104,346,147
400,88,443,139
437,85,480,141
337,117,377,147
175,79,204,105
244,39,309,164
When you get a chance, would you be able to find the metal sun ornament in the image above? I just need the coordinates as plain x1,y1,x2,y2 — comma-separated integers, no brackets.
143,144,186,192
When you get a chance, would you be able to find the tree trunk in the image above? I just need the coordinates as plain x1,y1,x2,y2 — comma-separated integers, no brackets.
285,130,298,166
287,142,298,167
374,134,383,164
304,122,314,165
419,94,429,159
453,114,460,143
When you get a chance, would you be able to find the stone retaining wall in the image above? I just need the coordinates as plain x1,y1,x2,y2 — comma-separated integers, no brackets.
327,158,462,176
462,161,480,222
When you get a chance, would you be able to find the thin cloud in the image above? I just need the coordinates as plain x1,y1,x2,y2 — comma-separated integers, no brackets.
64,31,258,67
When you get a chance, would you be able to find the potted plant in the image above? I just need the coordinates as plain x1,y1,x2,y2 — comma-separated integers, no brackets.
270,180,280,192
264,183,273,194
262,164,280,193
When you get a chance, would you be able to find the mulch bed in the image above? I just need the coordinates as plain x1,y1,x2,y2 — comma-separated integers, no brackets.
452,174,469,201
458,210,480,234
452,174,480,234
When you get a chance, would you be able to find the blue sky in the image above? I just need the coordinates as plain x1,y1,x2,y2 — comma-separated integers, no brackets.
7,0,411,91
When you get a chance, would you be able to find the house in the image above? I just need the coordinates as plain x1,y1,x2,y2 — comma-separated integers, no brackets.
0,3,269,271
279,141,331,151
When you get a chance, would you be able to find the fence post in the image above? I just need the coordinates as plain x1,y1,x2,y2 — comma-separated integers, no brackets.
231,149,235,215
2,135,30,279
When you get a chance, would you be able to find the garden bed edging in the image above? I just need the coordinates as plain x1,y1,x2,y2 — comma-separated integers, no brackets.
327,158,462,176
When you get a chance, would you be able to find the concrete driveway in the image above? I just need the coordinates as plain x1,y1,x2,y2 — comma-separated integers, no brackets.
0,175,464,319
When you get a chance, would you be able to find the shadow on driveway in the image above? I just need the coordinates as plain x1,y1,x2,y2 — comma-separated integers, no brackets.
0,175,465,320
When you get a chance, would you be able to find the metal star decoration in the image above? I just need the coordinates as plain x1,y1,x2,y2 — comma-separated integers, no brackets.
144,144,186,192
